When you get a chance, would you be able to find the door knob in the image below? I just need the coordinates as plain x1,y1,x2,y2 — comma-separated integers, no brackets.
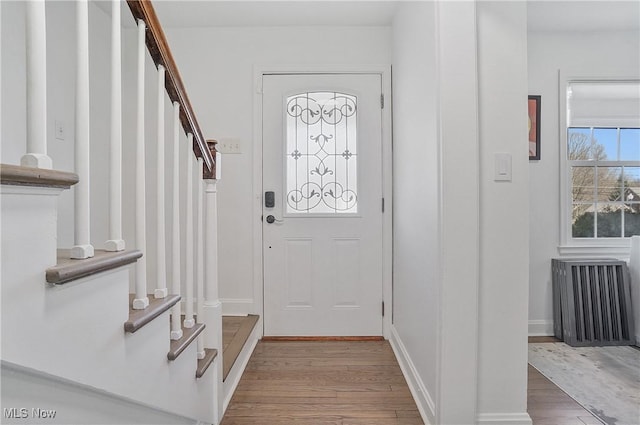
266,215,275,224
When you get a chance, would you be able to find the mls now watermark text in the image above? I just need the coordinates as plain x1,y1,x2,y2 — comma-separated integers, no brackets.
4,408,57,419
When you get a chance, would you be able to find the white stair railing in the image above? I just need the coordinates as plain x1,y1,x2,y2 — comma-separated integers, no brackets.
105,0,124,252
184,134,195,329
16,0,220,377
22,0,52,170
70,0,94,260
155,65,168,299
170,101,183,340
132,18,149,310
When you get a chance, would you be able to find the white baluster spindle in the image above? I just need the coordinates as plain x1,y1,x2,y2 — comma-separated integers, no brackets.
105,0,125,252
196,157,205,359
170,102,183,340
183,133,195,329
132,19,148,310
70,0,94,259
155,65,168,299
22,0,52,169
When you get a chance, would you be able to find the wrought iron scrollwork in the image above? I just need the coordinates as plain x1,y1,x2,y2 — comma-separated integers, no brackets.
286,92,358,213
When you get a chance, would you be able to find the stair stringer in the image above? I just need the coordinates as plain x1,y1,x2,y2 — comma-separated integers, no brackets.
1,185,217,424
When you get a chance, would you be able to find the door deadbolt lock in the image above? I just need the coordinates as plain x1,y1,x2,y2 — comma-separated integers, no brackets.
266,215,276,224
265,191,275,208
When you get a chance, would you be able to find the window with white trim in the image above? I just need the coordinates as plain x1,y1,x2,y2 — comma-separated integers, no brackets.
566,81,640,240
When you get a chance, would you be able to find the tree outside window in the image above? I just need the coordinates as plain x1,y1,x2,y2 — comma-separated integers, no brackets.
570,128,640,238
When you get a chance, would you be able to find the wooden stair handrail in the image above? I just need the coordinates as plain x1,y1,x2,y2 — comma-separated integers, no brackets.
126,0,215,177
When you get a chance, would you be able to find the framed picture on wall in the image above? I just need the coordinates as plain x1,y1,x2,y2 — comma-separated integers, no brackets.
528,95,541,160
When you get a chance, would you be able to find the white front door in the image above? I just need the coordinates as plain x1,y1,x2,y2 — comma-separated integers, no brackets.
262,74,383,336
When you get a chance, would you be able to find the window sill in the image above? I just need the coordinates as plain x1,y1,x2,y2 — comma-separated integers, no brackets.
557,242,631,259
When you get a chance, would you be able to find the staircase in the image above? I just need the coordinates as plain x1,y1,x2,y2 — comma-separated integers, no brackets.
1,1,226,423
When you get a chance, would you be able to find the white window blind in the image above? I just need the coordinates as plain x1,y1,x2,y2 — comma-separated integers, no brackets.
567,81,640,128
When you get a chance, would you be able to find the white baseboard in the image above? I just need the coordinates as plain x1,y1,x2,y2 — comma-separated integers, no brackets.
477,413,532,425
220,298,254,316
528,320,554,336
389,326,436,425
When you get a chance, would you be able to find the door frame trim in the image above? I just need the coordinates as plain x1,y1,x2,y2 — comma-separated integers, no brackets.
252,65,393,338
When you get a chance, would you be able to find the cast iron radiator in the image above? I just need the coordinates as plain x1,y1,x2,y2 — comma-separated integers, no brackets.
551,259,636,346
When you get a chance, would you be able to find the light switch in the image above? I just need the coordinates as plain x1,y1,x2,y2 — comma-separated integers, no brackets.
216,138,242,154
494,153,512,182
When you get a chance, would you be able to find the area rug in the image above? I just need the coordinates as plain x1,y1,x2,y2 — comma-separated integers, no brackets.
529,343,640,425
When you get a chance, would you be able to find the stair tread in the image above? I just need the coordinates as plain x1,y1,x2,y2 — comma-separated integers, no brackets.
1,163,79,188
125,294,180,334
223,314,259,381
196,348,218,378
168,322,205,361
47,249,142,285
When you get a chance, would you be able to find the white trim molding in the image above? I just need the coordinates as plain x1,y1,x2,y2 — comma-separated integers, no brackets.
558,71,640,253
557,243,631,259
220,298,255,316
528,320,554,336
477,413,532,425
1,361,200,425
389,326,436,425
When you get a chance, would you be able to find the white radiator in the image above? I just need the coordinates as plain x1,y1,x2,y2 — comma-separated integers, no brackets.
552,259,636,347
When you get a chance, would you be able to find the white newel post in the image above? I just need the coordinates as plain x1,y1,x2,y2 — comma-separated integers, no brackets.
154,65,168,299
183,134,195,329
70,0,94,259
170,102,183,340
203,177,221,346
203,142,221,342
196,157,205,359
132,19,148,310
22,0,52,169
105,0,125,252
203,152,222,421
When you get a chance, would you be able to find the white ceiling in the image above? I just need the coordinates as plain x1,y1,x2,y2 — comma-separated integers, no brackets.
109,0,640,31
527,1,640,32
151,1,400,28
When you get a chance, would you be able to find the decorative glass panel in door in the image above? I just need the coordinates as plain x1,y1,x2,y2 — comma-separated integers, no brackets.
286,92,358,214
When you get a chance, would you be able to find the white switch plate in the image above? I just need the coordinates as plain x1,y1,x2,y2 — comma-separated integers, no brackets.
494,153,512,181
216,138,242,154
55,120,65,141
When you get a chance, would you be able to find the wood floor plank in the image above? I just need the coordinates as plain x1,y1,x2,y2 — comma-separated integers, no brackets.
222,337,603,425
221,340,425,425
527,362,599,425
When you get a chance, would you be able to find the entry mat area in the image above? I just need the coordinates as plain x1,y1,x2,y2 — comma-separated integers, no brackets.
528,343,640,425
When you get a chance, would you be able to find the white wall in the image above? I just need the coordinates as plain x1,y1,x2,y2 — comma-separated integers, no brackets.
391,3,531,424
476,2,530,422
1,1,117,250
390,2,439,421
528,30,640,335
164,26,392,314
2,362,197,425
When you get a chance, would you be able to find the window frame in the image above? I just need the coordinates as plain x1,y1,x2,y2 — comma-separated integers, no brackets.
558,74,639,256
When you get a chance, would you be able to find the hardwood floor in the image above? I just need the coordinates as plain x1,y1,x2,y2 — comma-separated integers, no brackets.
527,337,602,425
219,330,602,424
220,340,424,425
527,365,601,425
